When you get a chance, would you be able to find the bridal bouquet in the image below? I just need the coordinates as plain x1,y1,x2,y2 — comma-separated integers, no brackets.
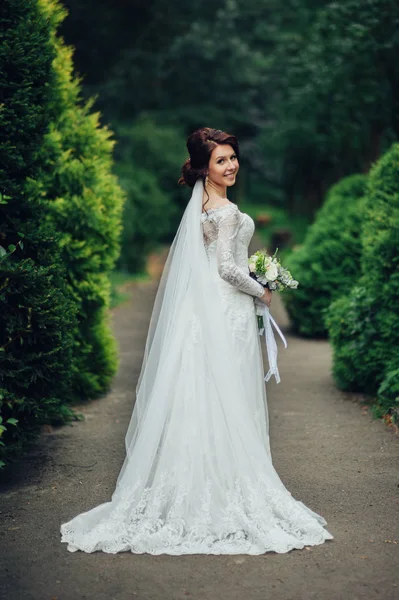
248,248,299,292
247,249,298,383
248,248,298,332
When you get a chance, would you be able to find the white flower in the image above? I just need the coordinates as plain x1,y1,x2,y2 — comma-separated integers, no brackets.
263,256,271,268
249,262,256,272
265,262,278,281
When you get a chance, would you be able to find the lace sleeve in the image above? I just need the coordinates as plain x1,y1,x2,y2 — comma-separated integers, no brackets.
216,207,265,298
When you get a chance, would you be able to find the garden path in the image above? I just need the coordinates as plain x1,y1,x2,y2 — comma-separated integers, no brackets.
0,237,398,600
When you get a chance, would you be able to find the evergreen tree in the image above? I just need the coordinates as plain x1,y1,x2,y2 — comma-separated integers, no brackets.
0,0,77,466
326,144,399,424
283,175,367,337
35,0,125,398
0,0,125,467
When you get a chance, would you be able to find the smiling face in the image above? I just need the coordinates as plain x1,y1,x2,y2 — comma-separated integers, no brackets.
207,144,239,188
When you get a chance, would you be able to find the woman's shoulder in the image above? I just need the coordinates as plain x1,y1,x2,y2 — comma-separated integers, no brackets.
201,201,238,216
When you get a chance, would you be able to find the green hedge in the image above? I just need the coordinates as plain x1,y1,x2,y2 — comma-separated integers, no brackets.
35,0,125,398
0,0,78,466
0,0,124,467
326,144,399,424
283,174,368,337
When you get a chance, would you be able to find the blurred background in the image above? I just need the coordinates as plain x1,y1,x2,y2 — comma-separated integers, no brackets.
59,0,398,269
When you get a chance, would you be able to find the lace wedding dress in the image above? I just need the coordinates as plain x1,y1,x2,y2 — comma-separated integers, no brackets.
60,186,334,555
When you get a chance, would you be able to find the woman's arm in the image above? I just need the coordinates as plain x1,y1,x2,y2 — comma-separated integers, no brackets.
216,207,266,298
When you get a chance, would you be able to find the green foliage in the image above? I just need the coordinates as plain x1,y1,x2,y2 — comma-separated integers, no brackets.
375,366,399,425
117,167,172,272
109,270,150,308
61,0,399,221
0,0,78,467
114,116,185,272
283,174,368,337
35,0,125,398
261,0,399,216
326,286,382,390
0,0,55,195
0,253,78,467
239,200,309,251
326,143,399,423
0,0,124,468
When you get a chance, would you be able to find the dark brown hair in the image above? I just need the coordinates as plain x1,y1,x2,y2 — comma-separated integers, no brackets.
178,127,240,194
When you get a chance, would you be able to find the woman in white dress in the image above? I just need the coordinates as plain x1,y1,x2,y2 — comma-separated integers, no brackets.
60,127,334,555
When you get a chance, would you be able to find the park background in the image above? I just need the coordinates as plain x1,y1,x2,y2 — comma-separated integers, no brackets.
1,0,398,468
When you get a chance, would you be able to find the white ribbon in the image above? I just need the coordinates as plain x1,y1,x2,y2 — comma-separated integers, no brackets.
257,304,287,384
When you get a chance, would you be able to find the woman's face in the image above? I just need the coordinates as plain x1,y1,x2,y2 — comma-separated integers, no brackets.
207,144,239,189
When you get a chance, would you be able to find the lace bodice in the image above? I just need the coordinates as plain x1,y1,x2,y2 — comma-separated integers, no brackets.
201,204,265,298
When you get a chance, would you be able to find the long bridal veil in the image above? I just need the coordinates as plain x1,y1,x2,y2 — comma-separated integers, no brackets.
114,177,270,492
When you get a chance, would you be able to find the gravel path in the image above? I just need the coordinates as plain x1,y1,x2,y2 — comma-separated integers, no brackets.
1,254,398,600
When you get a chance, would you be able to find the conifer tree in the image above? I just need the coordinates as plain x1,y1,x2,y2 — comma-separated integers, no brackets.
0,0,77,466
0,0,124,467
36,0,125,398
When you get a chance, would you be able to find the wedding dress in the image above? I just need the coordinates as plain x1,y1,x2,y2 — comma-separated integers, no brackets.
60,179,333,554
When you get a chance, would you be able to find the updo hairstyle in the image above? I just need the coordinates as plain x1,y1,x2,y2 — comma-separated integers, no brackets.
178,127,240,189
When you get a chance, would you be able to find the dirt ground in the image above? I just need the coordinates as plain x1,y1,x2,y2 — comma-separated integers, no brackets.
1,253,398,600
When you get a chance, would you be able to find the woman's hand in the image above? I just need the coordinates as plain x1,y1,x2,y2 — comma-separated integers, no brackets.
259,287,272,308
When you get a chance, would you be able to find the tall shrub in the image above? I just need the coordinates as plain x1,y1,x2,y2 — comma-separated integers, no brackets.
0,0,77,466
0,0,125,468
35,0,125,398
326,144,399,423
283,175,368,337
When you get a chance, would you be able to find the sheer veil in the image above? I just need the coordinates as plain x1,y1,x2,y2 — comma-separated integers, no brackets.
114,178,270,492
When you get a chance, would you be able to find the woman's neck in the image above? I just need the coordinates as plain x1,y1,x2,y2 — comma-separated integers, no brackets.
204,178,227,201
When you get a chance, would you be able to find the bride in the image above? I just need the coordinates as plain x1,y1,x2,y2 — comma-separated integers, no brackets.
60,127,334,555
